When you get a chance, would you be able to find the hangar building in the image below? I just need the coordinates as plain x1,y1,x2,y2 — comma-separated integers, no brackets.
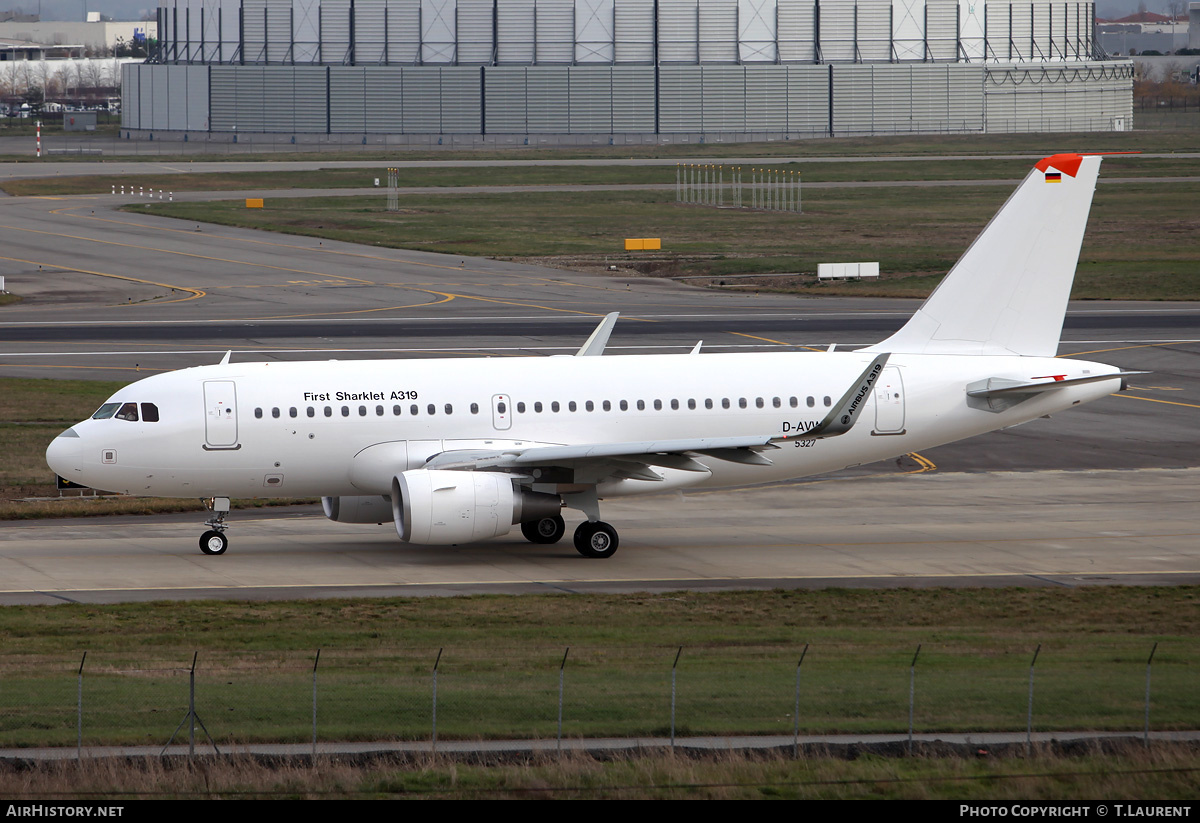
123,0,1133,144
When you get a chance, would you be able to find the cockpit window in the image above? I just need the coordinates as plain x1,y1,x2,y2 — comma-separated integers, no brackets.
115,402,139,422
91,403,120,420
141,403,160,423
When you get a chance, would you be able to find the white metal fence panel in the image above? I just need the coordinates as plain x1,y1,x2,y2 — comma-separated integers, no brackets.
744,63,784,127
610,65,655,129
818,1,856,62
243,0,268,63
321,0,352,63
363,66,406,130
576,0,615,62
484,66,528,130
421,0,457,63
535,0,575,63
1010,2,1032,62
659,0,700,63
386,0,421,64
439,66,482,129
658,65,703,129
457,0,495,64
925,0,958,61
354,0,388,64
959,0,985,62
613,0,654,62
785,64,828,131
497,0,535,63
526,65,570,130
292,0,321,63
699,0,738,63
777,0,816,62
265,0,291,62
569,65,613,130
857,0,892,61
401,67,443,128
702,64,744,128
892,0,925,60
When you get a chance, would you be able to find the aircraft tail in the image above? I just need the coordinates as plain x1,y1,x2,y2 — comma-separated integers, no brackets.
865,153,1102,357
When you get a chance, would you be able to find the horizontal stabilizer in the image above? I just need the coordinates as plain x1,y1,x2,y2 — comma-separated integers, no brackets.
967,371,1146,398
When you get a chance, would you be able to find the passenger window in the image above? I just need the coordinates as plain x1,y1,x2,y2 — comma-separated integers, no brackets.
308,407,315,418
585,401,594,412
824,396,832,407
637,400,645,411
722,398,730,409
738,398,747,409
535,402,543,413
670,399,679,410
427,404,436,415
471,403,480,414
91,403,120,420
445,404,453,415
272,407,281,418
410,405,418,416
141,403,160,422
324,406,333,417
654,400,662,411
568,401,577,412
620,400,628,411
773,397,781,408
704,399,713,410
551,401,560,412
290,407,298,418
517,402,526,413
393,405,401,416
755,397,764,409
254,408,263,420
358,405,367,416
341,406,350,417
790,397,798,408
376,405,384,416
602,400,611,412
807,396,815,408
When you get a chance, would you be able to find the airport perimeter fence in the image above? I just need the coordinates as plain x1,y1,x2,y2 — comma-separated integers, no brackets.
1,641,1194,755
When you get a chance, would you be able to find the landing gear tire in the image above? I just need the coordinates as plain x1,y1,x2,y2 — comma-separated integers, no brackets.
521,515,566,545
573,521,619,559
199,530,228,555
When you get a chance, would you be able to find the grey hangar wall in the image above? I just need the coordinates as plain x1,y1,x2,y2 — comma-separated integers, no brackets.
123,0,1134,142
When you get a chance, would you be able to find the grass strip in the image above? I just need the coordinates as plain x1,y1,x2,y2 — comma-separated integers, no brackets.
0,587,1195,746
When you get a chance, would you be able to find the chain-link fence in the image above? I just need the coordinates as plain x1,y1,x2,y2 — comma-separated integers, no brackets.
2,642,1194,753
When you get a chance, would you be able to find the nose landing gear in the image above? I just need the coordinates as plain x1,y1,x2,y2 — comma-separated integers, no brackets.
199,497,231,555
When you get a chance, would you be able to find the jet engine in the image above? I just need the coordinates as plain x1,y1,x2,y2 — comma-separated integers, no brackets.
321,495,393,524
391,469,560,545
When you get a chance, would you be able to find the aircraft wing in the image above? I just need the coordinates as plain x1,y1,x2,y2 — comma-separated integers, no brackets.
423,434,779,475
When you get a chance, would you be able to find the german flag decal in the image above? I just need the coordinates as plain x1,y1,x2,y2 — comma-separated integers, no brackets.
1045,172,1062,183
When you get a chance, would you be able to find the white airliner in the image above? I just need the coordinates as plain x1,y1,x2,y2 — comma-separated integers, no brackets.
47,153,1140,558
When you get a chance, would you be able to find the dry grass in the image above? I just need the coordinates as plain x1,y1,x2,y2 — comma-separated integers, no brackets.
1,744,1197,799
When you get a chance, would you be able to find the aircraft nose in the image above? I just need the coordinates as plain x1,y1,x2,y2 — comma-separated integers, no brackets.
46,426,85,480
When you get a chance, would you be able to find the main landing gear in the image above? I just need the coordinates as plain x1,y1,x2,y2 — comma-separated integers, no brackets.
518,513,620,558
573,521,619,559
199,497,231,556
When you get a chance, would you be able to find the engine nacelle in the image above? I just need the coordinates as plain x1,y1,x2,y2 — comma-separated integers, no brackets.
391,470,559,545
322,495,393,524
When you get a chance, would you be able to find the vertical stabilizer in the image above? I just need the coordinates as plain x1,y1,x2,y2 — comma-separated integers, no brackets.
866,154,1102,357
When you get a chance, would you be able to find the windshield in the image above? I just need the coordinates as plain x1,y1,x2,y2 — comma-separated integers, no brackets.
91,403,120,420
